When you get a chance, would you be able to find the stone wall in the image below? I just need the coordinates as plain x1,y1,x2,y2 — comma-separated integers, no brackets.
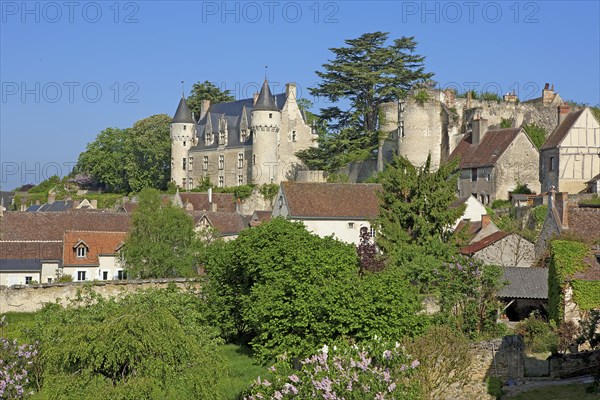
549,349,600,379
0,278,200,313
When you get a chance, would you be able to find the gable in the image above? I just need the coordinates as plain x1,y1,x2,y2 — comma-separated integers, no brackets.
449,128,523,168
540,109,586,150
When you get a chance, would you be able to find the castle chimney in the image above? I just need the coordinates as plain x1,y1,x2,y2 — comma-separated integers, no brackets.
558,103,571,126
285,83,297,100
200,99,211,120
542,83,555,106
471,115,488,145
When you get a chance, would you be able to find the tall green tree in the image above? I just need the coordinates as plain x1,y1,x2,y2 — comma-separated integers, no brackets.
122,188,201,278
124,114,172,192
75,127,129,192
305,32,433,169
186,80,235,117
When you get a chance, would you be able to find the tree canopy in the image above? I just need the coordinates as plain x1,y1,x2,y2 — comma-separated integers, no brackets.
186,80,235,117
122,188,201,278
300,32,433,170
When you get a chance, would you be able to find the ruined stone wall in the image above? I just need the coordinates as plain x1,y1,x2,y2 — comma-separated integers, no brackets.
549,349,600,379
0,278,201,313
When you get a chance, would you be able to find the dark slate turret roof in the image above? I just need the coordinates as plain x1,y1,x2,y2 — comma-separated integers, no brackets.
253,80,278,111
172,96,195,124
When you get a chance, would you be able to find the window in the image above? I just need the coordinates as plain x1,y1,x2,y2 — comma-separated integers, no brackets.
269,113,272,118
370,226,376,238
182,178,186,188
238,153,244,168
117,270,126,280
102,271,108,280
253,154,257,165
219,130,226,144
549,156,555,172
203,156,208,170
219,155,224,170
76,246,87,258
77,271,86,281
218,176,224,188
47,278,52,283
238,175,243,186
25,276,33,284
182,157,186,170
241,130,247,141
183,141,186,146
188,157,193,171
183,125,187,131
348,222,355,229
292,130,297,142
471,168,477,182
188,178,193,189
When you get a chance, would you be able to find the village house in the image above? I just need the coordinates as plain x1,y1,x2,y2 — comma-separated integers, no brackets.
193,211,249,241
62,231,127,282
498,267,548,321
539,106,600,194
450,195,488,230
460,231,535,268
449,116,540,205
272,182,381,246
170,79,317,189
0,241,62,286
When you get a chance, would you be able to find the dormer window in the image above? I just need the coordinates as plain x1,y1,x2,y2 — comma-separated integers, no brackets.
76,246,87,258
269,113,273,118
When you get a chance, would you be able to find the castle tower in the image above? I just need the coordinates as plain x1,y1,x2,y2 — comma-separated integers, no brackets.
170,96,197,188
251,79,281,185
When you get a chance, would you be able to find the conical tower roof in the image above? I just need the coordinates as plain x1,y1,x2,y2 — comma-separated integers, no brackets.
172,96,195,124
253,80,278,111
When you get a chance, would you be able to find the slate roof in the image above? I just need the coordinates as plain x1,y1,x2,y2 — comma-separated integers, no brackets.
449,128,522,168
281,182,382,219
0,211,131,241
195,211,248,236
63,231,127,266
172,96,195,124
0,259,44,272
498,267,548,299
540,109,585,150
26,200,74,212
253,80,278,111
460,231,511,255
0,241,62,260
0,191,14,208
179,192,236,212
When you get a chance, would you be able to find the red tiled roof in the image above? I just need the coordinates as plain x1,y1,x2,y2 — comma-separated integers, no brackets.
0,211,131,241
460,231,510,255
567,206,600,241
540,109,585,150
179,192,236,212
0,241,62,260
196,212,248,236
282,182,381,219
250,211,272,227
449,128,522,168
63,231,127,266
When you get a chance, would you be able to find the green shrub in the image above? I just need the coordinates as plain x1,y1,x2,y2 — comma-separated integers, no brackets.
414,90,430,105
491,199,511,209
487,376,504,399
515,312,558,353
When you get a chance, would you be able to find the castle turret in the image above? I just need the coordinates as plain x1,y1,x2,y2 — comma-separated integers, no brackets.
170,96,197,189
251,80,281,185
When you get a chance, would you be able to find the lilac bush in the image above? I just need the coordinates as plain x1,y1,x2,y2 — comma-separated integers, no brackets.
0,337,38,398
245,339,421,399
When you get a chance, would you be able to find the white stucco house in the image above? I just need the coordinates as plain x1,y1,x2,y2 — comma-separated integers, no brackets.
450,195,488,230
62,231,127,281
272,182,381,245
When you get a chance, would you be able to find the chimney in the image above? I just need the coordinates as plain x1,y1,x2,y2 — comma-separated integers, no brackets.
47,193,55,204
35,200,40,205
471,114,488,145
200,99,211,120
558,103,571,126
481,214,492,229
542,83,555,106
555,192,569,228
285,83,297,101
90,199,98,209
253,92,259,105
208,187,212,204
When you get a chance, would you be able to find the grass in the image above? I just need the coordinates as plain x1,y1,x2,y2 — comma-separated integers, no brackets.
217,344,269,399
507,383,596,399
0,312,37,341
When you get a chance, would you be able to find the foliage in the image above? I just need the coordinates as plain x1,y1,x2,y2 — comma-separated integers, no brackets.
71,193,123,209
30,286,225,399
357,227,385,275
548,240,589,322
557,321,579,353
486,376,504,399
523,123,547,149
245,340,421,400
213,184,255,201
309,32,433,170
414,90,430,105
532,205,548,227
258,183,279,203
404,325,471,399
579,194,600,206
55,274,73,283
375,154,463,263
122,188,201,278
0,335,39,398
13,184,35,192
577,310,600,349
186,80,235,118
515,312,558,353
218,344,269,400
204,218,426,362
500,118,513,128
509,383,597,400
571,280,600,311
27,175,62,194
436,257,504,337
191,176,213,192
491,199,511,209
513,183,533,195
326,172,350,183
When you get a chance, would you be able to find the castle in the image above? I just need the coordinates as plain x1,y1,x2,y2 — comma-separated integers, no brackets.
170,80,317,189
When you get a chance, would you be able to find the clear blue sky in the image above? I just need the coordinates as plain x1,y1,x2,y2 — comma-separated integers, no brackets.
1,0,599,190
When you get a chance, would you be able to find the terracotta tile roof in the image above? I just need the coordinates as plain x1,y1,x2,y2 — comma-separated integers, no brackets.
449,128,522,168
250,211,272,227
498,267,548,299
179,192,236,212
567,207,600,241
0,241,62,260
540,109,585,150
282,182,382,219
460,231,511,255
195,212,248,236
0,211,131,241
63,231,127,266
